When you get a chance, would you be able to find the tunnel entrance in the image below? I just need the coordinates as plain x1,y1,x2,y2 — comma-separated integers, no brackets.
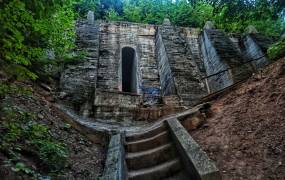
122,47,137,93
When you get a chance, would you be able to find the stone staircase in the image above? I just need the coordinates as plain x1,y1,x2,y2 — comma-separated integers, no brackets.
101,103,221,180
125,124,188,179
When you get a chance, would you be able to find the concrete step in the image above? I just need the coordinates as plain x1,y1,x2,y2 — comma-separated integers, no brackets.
163,170,190,180
128,158,181,180
126,143,177,170
126,124,167,142
125,130,170,153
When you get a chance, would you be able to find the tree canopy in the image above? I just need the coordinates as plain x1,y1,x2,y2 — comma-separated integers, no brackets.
0,0,284,80
96,0,284,35
0,0,77,80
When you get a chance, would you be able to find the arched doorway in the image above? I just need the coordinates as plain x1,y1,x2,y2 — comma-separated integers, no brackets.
121,47,137,93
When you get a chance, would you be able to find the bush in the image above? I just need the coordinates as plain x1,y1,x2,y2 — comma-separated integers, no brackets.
268,38,285,60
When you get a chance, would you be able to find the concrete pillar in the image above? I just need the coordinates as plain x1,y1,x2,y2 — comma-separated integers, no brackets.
87,11,94,24
245,25,258,34
82,102,90,118
163,18,171,26
204,21,215,30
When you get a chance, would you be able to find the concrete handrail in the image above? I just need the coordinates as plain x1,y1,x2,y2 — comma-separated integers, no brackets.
167,118,222,180
101,133,126,180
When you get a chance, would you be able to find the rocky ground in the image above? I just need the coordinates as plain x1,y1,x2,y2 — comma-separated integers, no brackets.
0,82,106,179
191,58,285,179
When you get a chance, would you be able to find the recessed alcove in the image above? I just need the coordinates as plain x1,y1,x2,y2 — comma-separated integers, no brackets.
122,47,137,94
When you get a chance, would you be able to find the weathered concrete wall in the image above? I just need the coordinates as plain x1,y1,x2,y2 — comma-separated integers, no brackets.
97,22,160,100
200,29,252,92
200,30,233,92
158,25,207,106
59,19,276,123
95,90,140,108
59,20,99,116
155,29,177,96
242,33,274,69
228,33,243,53
94,22,161,121
180,27,206,75
93,90,140,121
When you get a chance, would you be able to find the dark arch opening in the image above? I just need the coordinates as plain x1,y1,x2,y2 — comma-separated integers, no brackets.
122,47,137,93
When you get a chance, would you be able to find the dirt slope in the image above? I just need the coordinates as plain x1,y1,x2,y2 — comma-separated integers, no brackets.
0,82,106,179
192,58,285,179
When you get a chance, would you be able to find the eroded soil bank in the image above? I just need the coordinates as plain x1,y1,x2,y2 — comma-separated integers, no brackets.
191,58,285,179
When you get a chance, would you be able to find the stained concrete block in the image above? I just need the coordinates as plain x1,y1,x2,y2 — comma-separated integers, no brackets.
167,118,221,180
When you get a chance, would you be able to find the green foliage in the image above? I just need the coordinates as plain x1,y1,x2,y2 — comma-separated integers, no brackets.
0,0,36,66
170,0,193,26
106,8,123,21
77,0,100,18
76,0,123,19
0,0,78,81
123,3,143,23
35,140,68,171
170,1,214,27
90,0,285,36
0,0,284,82
213,1,284,36
0,107,68,173
4,64,39,80
0,84,32,97
12,162,35,175
100,0,124,18
35,7,76,59
268,38,285,60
